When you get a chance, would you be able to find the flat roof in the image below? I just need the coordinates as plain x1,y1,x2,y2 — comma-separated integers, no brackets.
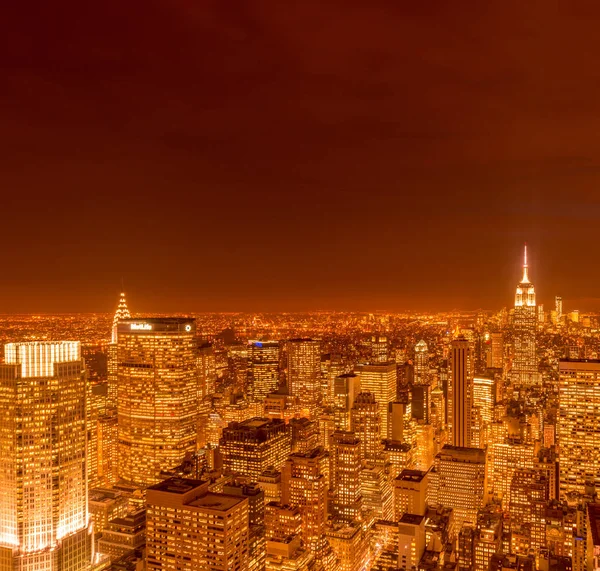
400,513,425,525
189,493,245,512
396,469,427,483
148,477,204,494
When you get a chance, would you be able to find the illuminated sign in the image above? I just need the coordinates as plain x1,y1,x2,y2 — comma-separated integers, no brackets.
130,323,153,331
185,324,192,332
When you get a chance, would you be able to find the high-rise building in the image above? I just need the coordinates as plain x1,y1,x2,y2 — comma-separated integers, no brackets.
555,296,563,327
287,339,321,415
146,477,249,571
356,362,397,438
449,337,473,448
414,340,429,385
249,341,280,401
474,506,503,571
472,376,495,448
281,449,330,564
350,392,383,461
434,445,487,529
369,334,389,363
393,469,428,519
334,372,360,431
511,244,540,387
117,318,198,487
330,431,362,522
586,503,600,571
558,359,600,496
486,332,504,370
107,291,131,408
220,418,291,481
0,341,92,570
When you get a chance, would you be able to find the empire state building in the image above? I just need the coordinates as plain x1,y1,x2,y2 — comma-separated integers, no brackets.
511,244,541,386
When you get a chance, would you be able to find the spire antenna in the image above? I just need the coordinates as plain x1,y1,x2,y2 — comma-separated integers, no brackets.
521,242,530,283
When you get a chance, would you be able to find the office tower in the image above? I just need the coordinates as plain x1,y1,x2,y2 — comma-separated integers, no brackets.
360,462,394,522
414,340,429,385
107,291,131,408
88,488,128,537
281,449,329,563
487,440,534,509
472,376,495,448
369,334,389,363
458,523,476,571
146,478,249,571
326,521,369,571
411,383,431,423
0,341,91,570
350,392,383,461
555,296,563,326
485,332,504,370
393,469,429,519
474,507,503,571
220,418,291,480
449,337,473,447
287,338,321,415
228,343,249,394
330,431,362,522
249,341,280,401
117,318,198,487
435,445,487,529
97,508,146,561
511,244,540,387
558,359,600,496
264,503,314,571
289,417,319,453
333,372,360,431
508,469,547,557
397,513,426,570
383,402,414,479
356,362,397,437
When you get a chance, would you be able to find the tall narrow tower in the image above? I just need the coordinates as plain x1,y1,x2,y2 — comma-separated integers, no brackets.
449,337,473,448
108,291,131,408
511,244,540,387
0,342,91,570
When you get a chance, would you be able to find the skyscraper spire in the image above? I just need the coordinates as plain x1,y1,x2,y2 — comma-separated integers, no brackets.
521,242,529,284
111,291,131,342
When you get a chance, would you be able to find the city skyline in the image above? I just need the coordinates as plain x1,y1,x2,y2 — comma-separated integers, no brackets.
3,3,600,314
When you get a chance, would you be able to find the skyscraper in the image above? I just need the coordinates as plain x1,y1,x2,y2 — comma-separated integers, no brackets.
555,295,563,327
369,334,389,363
356,362,397,438
248,341,280,401
434,445,487,529
511,244,540,387
117,318,198,487
0,342,91,570
287,339,321,415
350,392,383,461
414,340,429,385
330,431,362,522
558,359,600,496
449,337,473,448
220,418,291,480
333,372,360,431
146,478,249,571
107,291,131,408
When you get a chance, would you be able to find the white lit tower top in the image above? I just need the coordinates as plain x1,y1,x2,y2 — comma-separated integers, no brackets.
515,244,536,308
111,291,131,342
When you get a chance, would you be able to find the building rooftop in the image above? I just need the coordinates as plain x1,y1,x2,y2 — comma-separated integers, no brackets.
148,477,204,494
189,492,246,512
588,503,600,547
400,513,425,525
396,469,427,483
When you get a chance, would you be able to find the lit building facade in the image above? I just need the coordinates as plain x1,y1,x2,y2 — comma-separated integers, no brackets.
334,373,360,431
220,418,292,481
511,245,540,387
0,341,91,570
350,392,383,461
558,359,600,496
287,339,321,416
249,341,280,401
117,318,198,487
449,337,473,448
414,340,429,385
146,478,249,571
329,431,362,522
434,445,487,530
356,363,397,438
